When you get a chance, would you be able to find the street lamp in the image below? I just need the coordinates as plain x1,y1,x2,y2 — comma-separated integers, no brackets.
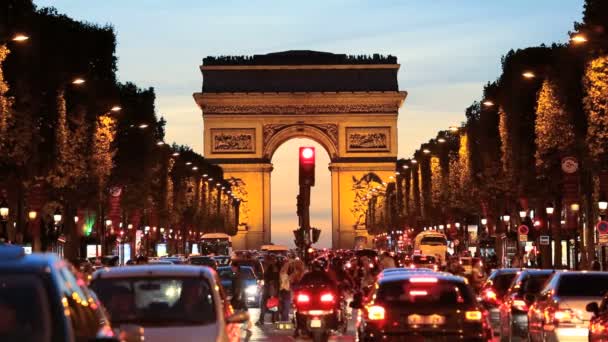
599,197,608,211
11,33,29,42
110,106,122,112
519,209,527,219
522,71,536,79
73,216,79,223
449,126,459,133
482,100,494,107
422,148,431,154
571,34,587,44
481,218,488,226
570,203,580,212
28,210,37,220
71,78,86,85
502,213,511,222
0,199,9,219
545,203,555,215
53,209,62,224
437,137,446,143
105,219,112,226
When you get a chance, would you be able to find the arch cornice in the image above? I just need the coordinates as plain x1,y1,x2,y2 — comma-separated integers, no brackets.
263,123,338,160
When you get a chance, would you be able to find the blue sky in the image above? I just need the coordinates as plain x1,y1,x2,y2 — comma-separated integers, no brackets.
35,0,584,248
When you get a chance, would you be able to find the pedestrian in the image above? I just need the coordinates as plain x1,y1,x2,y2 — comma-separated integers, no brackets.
278,258,293,322
257,255,280,326
379,252,396,270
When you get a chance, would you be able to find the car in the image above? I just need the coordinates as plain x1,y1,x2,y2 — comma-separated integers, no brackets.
586,290,608,341
217,265,260,308
498,269,554,341
214,255,231,266
189,255,219,269
354,272,492,341
0,244,121,342
91,264,248,342
378,267,436,278
479,268,520,335
231,258,264,280
160,256,187,264
410,254,439,271
528,271,608,342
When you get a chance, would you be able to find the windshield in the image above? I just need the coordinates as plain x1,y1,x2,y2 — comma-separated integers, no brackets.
218,267,255,280
0,274,52,341
557,274,608,297
519,273,551,294
489,272,517,296
377,279,474,307
91,276,216,326
420,236,447,246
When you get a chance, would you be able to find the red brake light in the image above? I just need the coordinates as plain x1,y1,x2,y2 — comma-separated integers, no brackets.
410,277,438,284
320,293,335,303
409,290,428,296
296,293,310,303
367,305,385,321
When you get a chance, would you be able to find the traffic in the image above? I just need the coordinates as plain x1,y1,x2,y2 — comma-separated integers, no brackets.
3,229,608,341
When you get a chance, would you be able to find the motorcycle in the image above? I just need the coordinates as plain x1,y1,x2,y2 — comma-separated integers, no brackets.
293,284,347,342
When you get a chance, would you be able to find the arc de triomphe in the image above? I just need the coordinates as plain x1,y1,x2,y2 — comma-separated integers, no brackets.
193,51,407,250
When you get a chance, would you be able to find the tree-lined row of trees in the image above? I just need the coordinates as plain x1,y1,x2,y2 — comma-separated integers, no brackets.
0,1,240,260
369,0,608,268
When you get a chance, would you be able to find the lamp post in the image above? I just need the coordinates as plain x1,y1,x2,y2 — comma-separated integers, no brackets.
546,203,555,268
0,198,9,242
502,213,511,266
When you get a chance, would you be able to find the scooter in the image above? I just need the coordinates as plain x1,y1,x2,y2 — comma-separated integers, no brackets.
293,284,347,342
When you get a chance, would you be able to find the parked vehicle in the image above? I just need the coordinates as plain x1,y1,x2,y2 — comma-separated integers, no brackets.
479,268,520,335
353,273,492,341
528,271,608,342
91,264,249,342
0,244,124,342
498,269,554,341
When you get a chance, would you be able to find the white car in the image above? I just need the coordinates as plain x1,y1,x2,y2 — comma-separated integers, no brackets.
91,265,248,342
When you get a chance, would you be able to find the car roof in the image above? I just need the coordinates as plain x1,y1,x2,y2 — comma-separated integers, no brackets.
0,246,63,273
92,265,216,280
378,272,466,284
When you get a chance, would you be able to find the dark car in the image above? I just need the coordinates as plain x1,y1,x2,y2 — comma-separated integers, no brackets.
587,291,608,341
498,269,554,341
0,244,119,342
479,268,519,334
231,258,264,280
188,255,218,270
217,265,260,307
354,273,492,341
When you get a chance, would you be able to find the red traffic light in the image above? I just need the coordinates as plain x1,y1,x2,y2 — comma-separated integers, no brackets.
301,147,314,160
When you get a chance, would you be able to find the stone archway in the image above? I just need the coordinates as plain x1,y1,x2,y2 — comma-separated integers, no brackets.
193,51,407,250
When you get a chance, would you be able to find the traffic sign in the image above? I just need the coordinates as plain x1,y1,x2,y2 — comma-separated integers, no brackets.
518,225,529,235
561,156,579,174
519,234,528,242
539,235,550,245
597,221,608,234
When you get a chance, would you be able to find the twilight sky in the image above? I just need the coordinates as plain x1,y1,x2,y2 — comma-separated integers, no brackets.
36,0,584,248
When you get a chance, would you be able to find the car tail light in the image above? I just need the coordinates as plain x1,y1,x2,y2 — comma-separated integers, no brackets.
409,290,428,296
320,293,335,303
465,310,483,321
410,277,438,283
591,321,606,334
367,305,386,321
545,308,581,325
512,299,528,311
296,293,310,303
554,310,573,323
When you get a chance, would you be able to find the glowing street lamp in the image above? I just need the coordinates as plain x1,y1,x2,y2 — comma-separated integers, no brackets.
502,213,511,223
571,34,587,44
73,216,79,223
482,100,494,107
28,210,37,220
422,148,431,154
519,210,527,219
138,123,149,129
172,152,180,157
0,199,9,219
410,159,418,164
545,203,555,215
110,106,122,112
522,71,536,79
449,126,459,133
437,138,446,143
11,33,29,42
53,209,62,224
481,218,488,226
156,141,165,146
71,78,86,85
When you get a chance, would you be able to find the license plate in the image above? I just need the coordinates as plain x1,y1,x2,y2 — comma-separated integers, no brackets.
408,314,445,325
310,318,322,328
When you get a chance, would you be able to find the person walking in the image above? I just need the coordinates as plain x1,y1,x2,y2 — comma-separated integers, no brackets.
257,255,280,326
279,258,293,322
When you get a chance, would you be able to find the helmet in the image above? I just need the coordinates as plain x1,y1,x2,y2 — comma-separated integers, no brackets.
312,258,327,272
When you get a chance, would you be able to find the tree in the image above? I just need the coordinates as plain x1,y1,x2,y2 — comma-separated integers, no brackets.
583,56,608,166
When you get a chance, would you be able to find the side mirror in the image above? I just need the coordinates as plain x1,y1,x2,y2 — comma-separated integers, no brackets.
226,311,250,324
524,293,537,303
586,302,600,315
116,324,144,342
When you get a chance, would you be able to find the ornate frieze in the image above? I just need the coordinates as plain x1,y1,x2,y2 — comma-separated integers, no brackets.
210,128,255,153
346,127,390,152
202,103,397,115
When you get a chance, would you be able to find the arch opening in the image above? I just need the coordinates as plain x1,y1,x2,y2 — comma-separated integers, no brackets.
270,137,332,248
263,124,338,161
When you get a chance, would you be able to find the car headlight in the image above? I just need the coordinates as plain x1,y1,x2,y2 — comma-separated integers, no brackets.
245,285,258,295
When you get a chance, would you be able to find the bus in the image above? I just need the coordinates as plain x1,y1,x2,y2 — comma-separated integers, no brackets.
413,231,448,265
200,233,232,256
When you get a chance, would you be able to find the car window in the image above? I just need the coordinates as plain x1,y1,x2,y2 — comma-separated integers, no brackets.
420,236,447,245
557,274,608,297
0,274,52,342
521,273,551,294
58,266,100,341
377,279,474,307
490,272,517,296
92,276,216,326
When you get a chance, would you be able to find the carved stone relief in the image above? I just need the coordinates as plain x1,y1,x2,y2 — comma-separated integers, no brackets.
210,128,255,153
202,104,397,115
346,127,390,152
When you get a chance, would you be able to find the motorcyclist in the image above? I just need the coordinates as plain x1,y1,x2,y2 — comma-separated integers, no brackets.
297,258,338,291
